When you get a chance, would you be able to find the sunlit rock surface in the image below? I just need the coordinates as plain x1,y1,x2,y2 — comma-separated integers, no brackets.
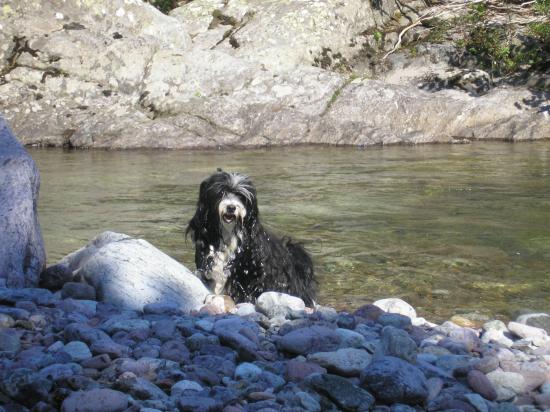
50,231,209,313
0,0,548,148
0,117,45,287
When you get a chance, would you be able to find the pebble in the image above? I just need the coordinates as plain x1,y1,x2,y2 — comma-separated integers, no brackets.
486,369,527,401
372,298,417,319
234,362,263,380
0,313,15,328
61,388,128,412
482,320,514,347
307,373,375,412
195,319,214,333
336,312,356,329
0,287,55,306
101,318,150,334
0,285,547,412
474,355,500,374
178,396,223,411
115,375,167,400
151,319,176,340
377,313,412,329
0,306,30,320
508,322,548,345
0,328,21,352
307,347,372,376
256,291,306,318
90,338,129,358
361,356,428,405
285,359,327,381
467,369,498,400
81,354,112,370
277,325,341,355
426,377,444,401
354,304,385,321
234,302,257,316
61,282,97,300
533,393,550,409
464,393,489,412
378,325,418,363
335,327,369,349
515,313,550,334
170,379,203,396
62,340,93,362
296,390,321,412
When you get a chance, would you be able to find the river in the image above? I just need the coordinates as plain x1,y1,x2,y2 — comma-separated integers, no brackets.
30,142,550,322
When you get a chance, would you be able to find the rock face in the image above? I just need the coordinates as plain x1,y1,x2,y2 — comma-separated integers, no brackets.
0,117,46,287
49,231,209,313
0,0,547,149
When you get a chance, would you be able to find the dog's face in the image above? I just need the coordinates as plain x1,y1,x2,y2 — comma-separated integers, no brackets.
187,170,259,245
218,192,247,234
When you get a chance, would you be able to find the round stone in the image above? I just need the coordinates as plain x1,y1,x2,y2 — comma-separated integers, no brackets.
61,388,128,412
62,341,93,362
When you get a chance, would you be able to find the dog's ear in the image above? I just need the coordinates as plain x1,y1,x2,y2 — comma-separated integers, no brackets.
186,180,209,242
243,190,261,234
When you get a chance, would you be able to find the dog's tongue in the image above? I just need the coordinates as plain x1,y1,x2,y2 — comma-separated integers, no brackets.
223,213,236,223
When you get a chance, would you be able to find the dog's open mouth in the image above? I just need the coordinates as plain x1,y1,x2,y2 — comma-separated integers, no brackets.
222,212,236,224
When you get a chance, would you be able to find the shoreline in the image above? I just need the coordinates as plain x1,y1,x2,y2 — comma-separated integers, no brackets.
0,284,548,411
19,135,550,152
1,229,548,410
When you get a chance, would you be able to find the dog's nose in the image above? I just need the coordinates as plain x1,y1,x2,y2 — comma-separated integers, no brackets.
226,205,236,213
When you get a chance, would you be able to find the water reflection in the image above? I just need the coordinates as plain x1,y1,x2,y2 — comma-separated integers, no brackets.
31,142,550,321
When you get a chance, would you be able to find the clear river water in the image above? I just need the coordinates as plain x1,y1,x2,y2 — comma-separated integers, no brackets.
30,142,550,322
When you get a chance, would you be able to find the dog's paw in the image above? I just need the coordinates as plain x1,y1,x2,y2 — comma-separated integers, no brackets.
203,294,236,313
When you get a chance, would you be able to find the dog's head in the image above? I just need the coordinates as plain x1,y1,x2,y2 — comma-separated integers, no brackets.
186,170,259,245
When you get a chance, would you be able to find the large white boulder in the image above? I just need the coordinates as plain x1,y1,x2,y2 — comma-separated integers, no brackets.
53,231,209,313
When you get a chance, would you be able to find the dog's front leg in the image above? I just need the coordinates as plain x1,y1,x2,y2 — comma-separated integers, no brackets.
203,247,230,295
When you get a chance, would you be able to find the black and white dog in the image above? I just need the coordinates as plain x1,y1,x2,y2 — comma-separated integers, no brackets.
186,170,316,306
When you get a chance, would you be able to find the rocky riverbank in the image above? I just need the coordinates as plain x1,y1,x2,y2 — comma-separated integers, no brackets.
0,231,549,411
0,285,549,411
1,0,548,149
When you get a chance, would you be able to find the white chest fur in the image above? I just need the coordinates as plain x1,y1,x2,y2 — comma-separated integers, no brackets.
205,234,239,294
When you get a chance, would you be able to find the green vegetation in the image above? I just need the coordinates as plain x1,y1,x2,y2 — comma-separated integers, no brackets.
533,0,550,15
423,18,452,43
530,0,550,45
410,0,549,76
529,22,550,44
462,0,548,75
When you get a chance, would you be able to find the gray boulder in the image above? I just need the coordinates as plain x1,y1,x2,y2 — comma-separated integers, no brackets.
0,117,46,287
52,231,209,313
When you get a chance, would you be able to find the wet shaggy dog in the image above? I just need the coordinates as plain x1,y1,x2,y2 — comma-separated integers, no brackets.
186,170,316,306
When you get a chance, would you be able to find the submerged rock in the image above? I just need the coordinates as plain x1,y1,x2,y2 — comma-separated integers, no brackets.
0,117,46,288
